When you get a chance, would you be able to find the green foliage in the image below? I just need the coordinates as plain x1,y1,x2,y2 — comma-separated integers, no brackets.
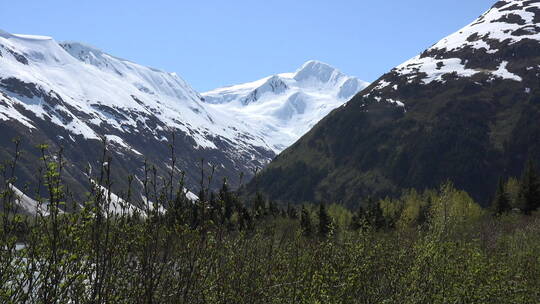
326,203,352,230
518,159,540,215
1,143,540,303
300,205,313,237
317,203,332,237
364,196,385,230
505,177,520,208
492,177,512,215
429,182,484,234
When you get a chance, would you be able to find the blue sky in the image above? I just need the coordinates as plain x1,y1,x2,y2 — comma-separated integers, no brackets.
1,0,496,91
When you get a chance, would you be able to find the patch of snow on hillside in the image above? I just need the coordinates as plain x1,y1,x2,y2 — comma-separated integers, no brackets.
492,61,522,82
9,184,50,215
396,56,479,84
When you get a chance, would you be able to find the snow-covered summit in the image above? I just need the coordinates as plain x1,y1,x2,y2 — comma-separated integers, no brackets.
0,28,279,198
392,0,540,86
60,41,203,102
0,30,225,145
0,29,370,200
361,0,540,107
294,60,344,84
202,61,369,152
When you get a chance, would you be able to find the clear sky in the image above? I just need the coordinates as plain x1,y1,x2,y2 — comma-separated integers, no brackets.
1,0,496,91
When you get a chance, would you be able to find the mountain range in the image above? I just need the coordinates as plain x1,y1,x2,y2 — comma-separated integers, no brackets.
0,29,366,209
3,0,539,211
251,0,540,206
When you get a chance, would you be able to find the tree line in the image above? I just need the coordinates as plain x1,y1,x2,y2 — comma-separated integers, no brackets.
1,140,539,303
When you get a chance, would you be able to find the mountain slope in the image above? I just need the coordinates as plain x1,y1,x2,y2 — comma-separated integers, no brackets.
202,61,369,152
251,0,540,206
0,30,276,206
0,30,365,209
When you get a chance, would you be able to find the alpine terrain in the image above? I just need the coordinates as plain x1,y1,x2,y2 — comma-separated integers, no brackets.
0,29,366,211
251,0,540,206
202,60,368,152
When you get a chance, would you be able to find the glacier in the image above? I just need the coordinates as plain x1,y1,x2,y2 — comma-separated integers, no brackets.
203,60,369,152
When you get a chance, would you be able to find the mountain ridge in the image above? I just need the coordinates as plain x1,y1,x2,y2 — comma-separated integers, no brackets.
250,0,540,206
0,29,366,210
0,29,274,207
202,61,369,152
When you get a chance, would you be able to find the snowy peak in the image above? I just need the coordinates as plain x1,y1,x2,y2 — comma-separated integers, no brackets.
202,60,369,152
393,0,540,85
203,60,367,106
0,28,275,152
0,29,278,200
241,75,289,105
294,60,344,84
0,31,69,67
60,41,116,67
361,0,540,107
425,0,540,58
60,41,202,102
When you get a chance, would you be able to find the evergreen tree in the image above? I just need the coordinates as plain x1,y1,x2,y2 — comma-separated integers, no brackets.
518,159,540,215
300,206,313,236
253,192,266,219
365,197,384,230
417,197,432,227
350,206,366,231
218,179,234,224
287,203,298,219
318,202,332,237
238,207,253,231
492,177,511,215
268,200,279,217
190,202,200,229
208,191,219,224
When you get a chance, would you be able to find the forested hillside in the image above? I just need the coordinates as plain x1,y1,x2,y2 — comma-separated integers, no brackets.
251,0,540,206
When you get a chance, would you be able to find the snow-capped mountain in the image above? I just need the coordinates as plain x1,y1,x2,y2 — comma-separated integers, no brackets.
203,61,369,151
0,29,277,205
0,30,273,151
362,0,540,104
251,0,540,206
0,29,365,208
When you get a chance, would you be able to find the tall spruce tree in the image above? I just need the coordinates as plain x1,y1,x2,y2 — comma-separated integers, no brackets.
318,203,332,237
286,203,298,219
300,206,313,237
417,197,432,227
238,207,253,231
518,159,540,215
253,192,266,219
218,179,234,224
492,177,511,215
268,200,279,218
350,207,365,231
365,197,385,230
